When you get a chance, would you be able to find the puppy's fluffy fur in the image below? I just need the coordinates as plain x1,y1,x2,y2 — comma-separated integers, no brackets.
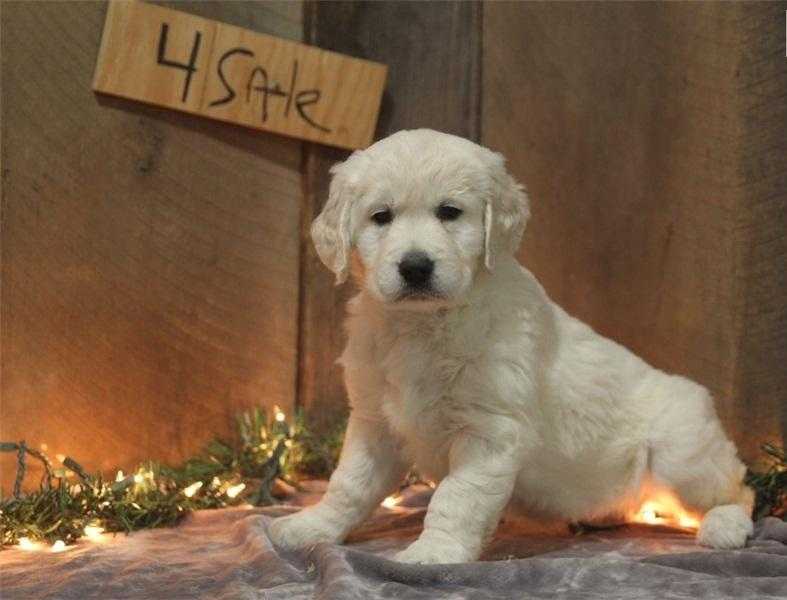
269,129,753,563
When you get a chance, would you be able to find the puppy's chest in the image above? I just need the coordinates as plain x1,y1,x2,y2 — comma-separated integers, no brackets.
371,324,472,445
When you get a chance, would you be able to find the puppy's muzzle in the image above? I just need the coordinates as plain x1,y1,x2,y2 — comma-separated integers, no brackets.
398,251,434,291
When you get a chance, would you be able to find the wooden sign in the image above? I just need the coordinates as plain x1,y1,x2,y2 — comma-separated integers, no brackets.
93,1,387,150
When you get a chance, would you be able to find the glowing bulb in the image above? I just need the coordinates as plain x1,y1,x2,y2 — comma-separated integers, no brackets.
133,474,144,484
630,490,701,530
18,537,38,551
40,443,49,452
84,523,104,539
284,439,293,448
641,509,659,524
274,406,286,422
381,496,400,509
51,540,67,553
56,453,66,463
183,481,203,497
115,470,124,482
679,514,700,529
226,483,246,498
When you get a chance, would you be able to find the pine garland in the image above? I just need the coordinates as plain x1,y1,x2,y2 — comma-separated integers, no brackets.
746,442,787,520
0,407,345,549
1,411,783,551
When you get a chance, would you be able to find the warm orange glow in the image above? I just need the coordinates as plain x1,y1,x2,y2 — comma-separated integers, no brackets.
226,483,246,498
18,537,40,551
381,495,401,509
629,490,701,530
84,523,105,540
183,481,203,497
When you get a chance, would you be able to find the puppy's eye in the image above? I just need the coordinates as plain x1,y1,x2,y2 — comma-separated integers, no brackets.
436,205,463,221
371,209,393,226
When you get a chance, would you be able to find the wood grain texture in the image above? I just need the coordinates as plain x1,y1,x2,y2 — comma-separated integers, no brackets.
734,3,787,462
297,1,482,430
94,1,385,150
483,1,786,462
1,1,303,493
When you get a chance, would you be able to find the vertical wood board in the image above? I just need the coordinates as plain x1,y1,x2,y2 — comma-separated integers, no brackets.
482,1,786,461
297,1,483,431
1,1,304,493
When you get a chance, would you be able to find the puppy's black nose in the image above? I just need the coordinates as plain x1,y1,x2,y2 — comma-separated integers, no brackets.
398,251,434,287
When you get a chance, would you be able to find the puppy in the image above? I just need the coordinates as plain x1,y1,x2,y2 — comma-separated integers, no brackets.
269,129,753,564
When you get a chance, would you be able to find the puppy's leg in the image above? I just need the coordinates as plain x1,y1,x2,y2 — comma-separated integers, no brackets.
648,385,753,549
268,415,408,551
396,423,520,564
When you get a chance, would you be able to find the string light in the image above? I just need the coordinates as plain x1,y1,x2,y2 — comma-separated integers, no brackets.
679,514,700,529
381,495,400,509
0,405,343,549
183,481,203,497
630,490,700,530
83,523,105,539
18,537,39,551
226,483,246,498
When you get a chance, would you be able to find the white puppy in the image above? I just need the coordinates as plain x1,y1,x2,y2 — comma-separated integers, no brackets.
269,129,754,564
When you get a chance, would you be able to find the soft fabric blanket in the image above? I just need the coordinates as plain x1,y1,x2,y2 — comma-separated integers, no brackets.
2,482,786,600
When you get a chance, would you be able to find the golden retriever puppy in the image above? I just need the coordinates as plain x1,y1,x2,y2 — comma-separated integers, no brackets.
269,129,753,564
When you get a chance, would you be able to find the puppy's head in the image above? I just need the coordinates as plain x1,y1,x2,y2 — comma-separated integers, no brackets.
311,129,529,309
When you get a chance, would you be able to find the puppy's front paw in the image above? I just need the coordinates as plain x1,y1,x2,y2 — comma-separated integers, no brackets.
395,537,476,564
697,504,753,549
268,507,345,551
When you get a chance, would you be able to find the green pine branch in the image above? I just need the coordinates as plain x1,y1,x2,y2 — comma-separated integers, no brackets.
0,407,346,548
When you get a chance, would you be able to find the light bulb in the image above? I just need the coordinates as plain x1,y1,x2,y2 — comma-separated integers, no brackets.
226,483,246,498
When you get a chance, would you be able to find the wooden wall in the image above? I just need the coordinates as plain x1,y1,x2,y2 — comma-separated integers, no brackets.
2,1,784,492
483,1,786,463
1,1,304,492
297,1,483,431
297,1,786,462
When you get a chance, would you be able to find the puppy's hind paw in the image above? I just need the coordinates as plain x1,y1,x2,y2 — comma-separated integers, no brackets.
697,504,753,550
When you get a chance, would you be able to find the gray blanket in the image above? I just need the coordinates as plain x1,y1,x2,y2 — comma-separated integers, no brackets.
2,484,786,599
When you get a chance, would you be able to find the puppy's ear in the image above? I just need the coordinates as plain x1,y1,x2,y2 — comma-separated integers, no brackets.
311,156,362,284
482,151,530,270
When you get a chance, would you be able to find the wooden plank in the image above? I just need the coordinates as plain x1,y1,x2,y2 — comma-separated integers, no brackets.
1,1,303,493
297,1,482,431
93,1,386,150
482,1,785,462
734,3,787,464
